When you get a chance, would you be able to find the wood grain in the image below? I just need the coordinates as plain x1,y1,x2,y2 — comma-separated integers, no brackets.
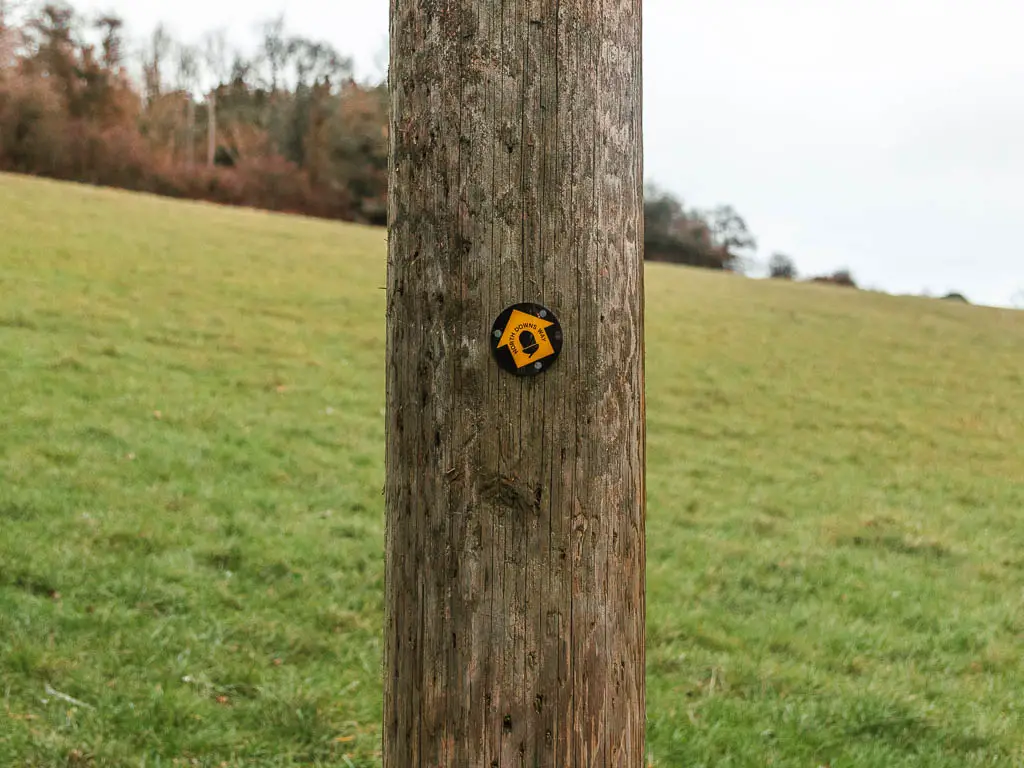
384,1,645,764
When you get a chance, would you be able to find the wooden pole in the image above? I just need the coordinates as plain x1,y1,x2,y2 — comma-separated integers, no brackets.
384,1,645,765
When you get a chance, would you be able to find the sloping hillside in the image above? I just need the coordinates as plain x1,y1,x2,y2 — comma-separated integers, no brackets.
2,173,1023,767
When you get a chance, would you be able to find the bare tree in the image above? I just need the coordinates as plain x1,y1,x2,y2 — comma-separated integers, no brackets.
289,37,352,90
176,43,200,166
201,28,230,87
201,29,230,167
0,0,25,68
708,204,757,259
141,23,172,103
94,13,123,71
176,43,199,94
258,14,288,91
26,3,77,81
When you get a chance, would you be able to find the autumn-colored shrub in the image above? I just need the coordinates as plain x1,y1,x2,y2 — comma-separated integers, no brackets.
148,156,352,220
0,73,67,174
0,6,371,225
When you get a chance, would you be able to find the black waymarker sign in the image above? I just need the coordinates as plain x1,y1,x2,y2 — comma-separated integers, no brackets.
490,303,563,377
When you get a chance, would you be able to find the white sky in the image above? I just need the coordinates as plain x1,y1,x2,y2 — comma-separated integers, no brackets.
74,0,1024,308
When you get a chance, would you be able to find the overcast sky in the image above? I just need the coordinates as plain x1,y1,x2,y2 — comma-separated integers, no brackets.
75,0,1024,308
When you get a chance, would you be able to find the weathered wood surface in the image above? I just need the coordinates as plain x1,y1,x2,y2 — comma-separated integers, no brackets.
384,0,645,765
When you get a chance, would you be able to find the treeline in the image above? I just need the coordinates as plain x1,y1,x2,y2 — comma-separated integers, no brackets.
643,183,758,272
0,2,388,223
0,1,871,288
643,184,869,288
0,2,758,261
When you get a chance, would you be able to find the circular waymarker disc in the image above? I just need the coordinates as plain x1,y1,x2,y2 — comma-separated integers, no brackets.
490,303,563,377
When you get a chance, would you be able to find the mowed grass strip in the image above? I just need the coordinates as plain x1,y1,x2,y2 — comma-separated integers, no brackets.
2,173,1024,767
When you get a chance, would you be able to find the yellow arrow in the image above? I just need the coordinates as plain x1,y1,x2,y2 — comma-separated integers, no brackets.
498,309,556,369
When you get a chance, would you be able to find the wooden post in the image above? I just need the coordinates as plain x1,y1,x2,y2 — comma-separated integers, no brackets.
385,1,645,765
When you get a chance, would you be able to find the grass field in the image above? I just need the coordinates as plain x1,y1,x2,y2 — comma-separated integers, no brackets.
2,173,1024,767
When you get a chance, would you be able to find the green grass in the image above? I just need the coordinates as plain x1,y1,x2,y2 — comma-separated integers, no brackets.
2,173,1024,767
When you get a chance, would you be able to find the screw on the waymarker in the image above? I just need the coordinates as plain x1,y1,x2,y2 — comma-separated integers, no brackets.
534,362,543,370
493,329,501,338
